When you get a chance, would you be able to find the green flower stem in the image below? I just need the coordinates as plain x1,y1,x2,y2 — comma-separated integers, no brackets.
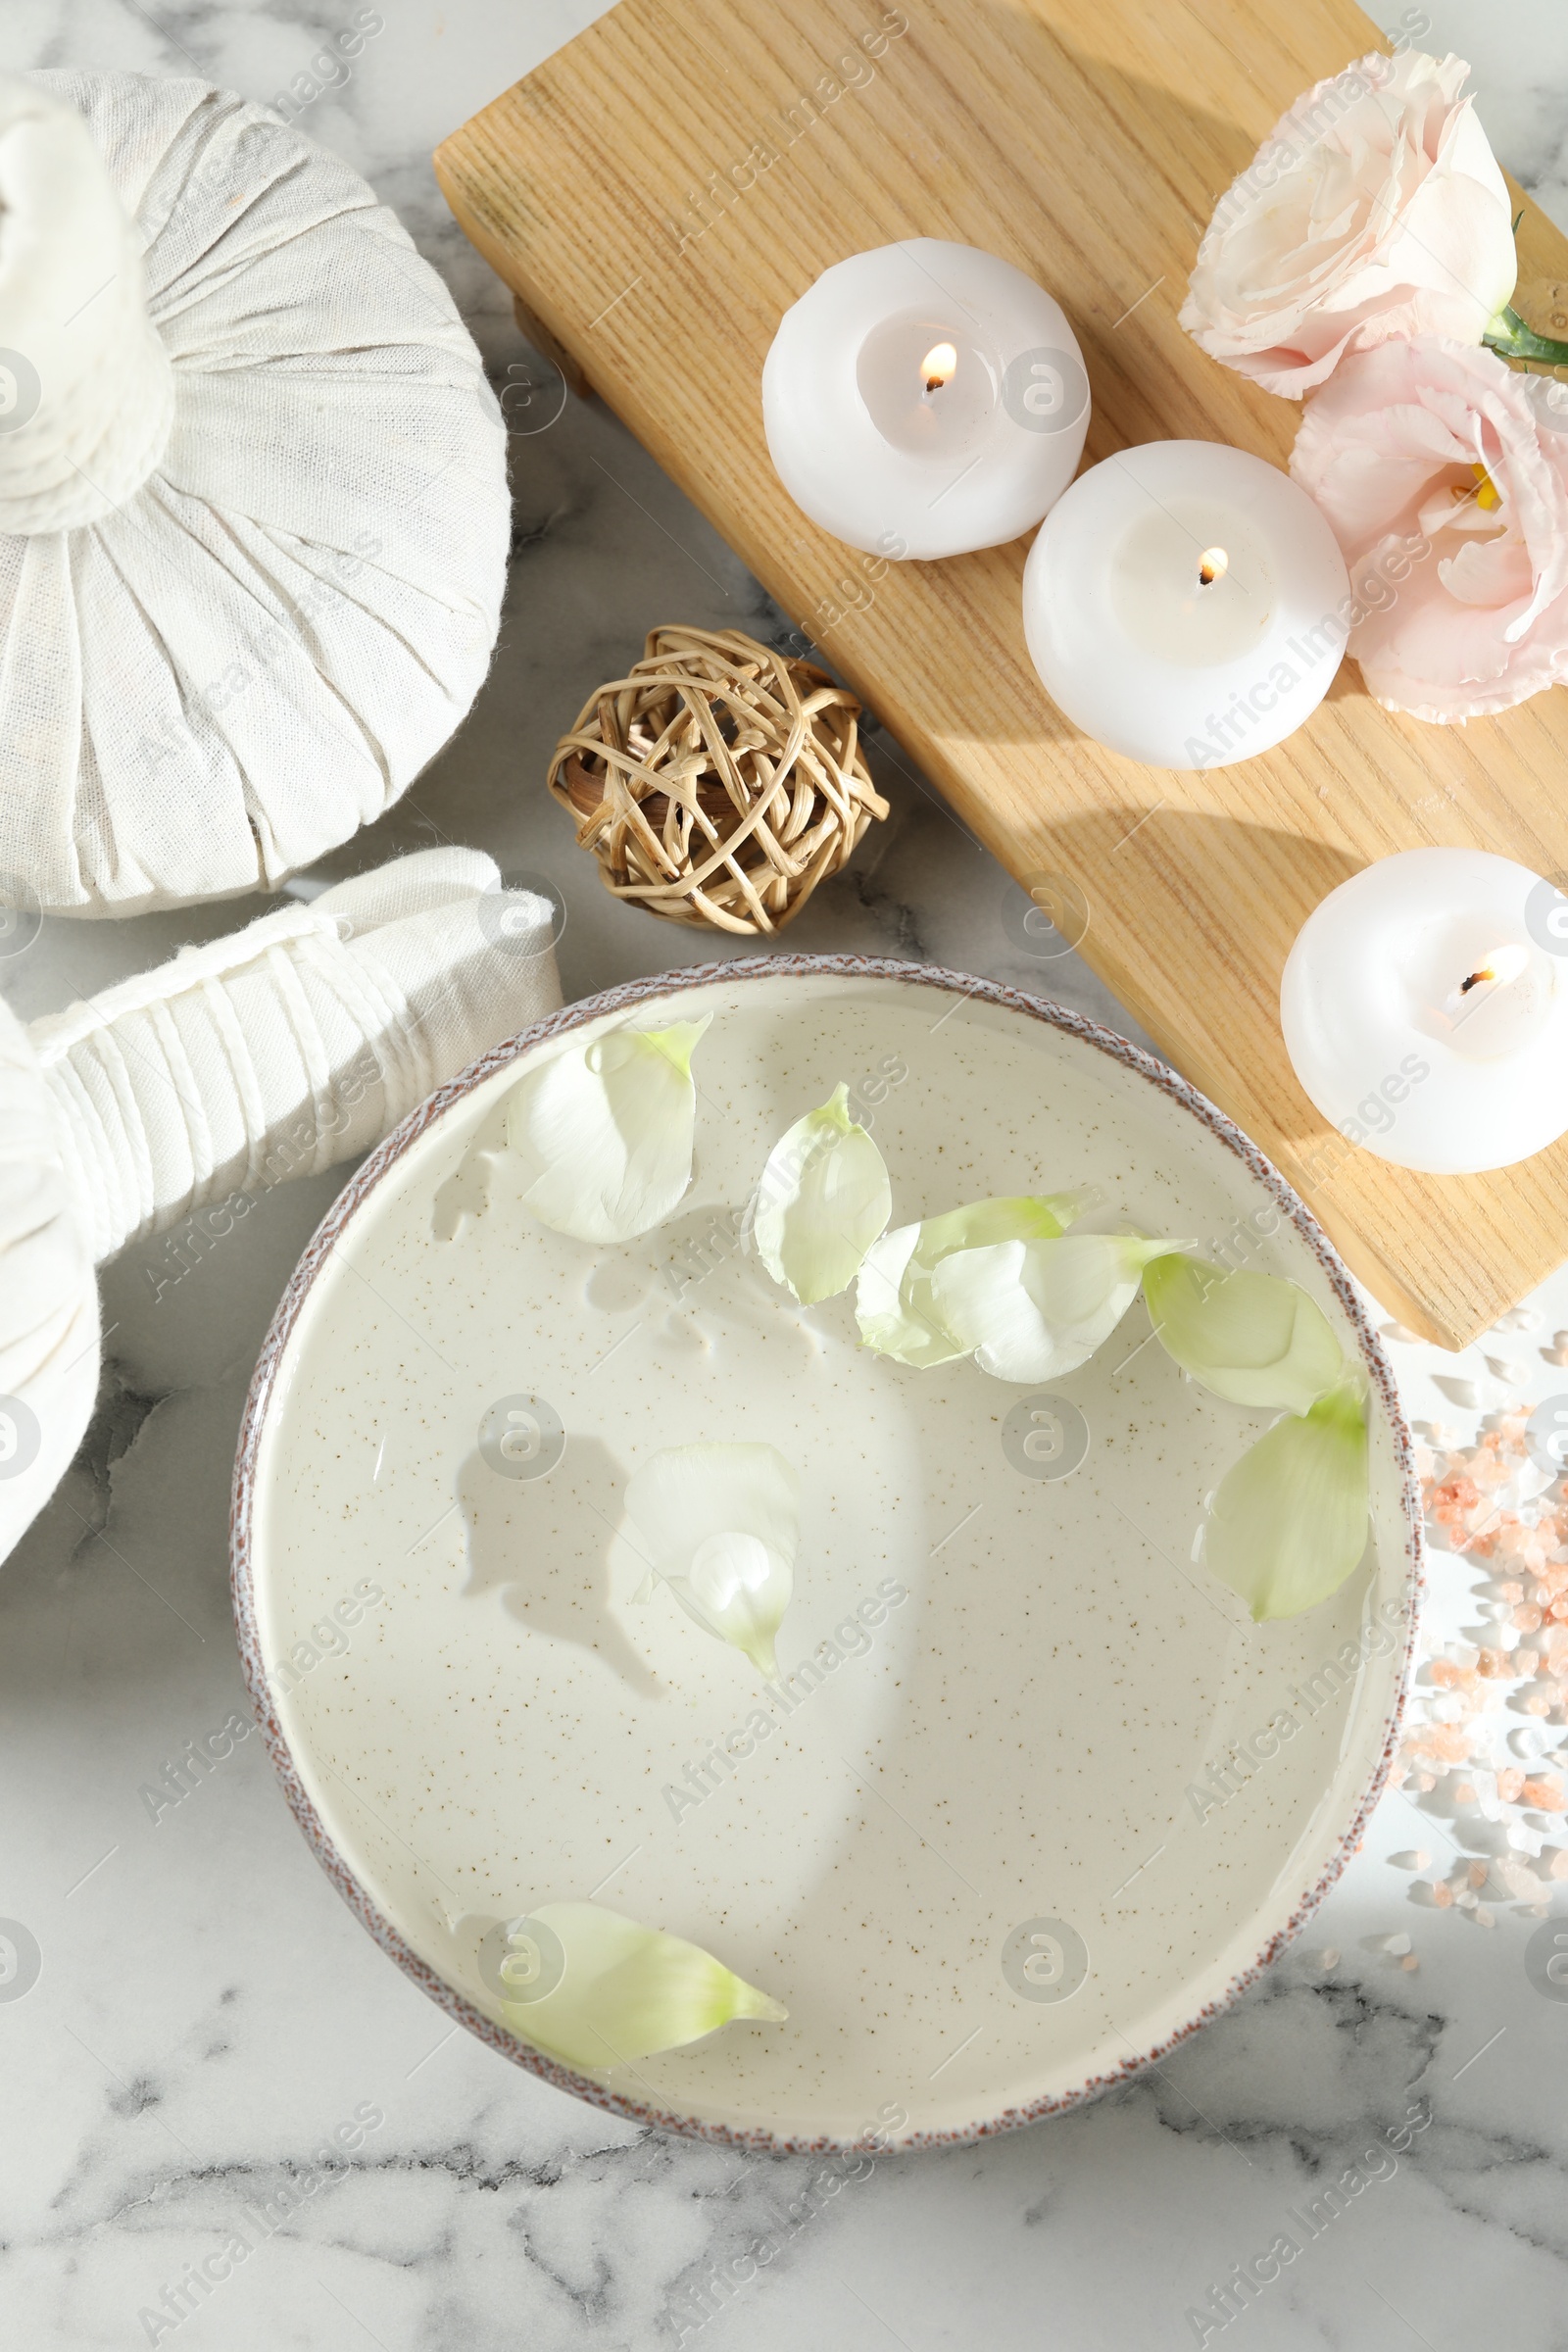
1485,305,1568,369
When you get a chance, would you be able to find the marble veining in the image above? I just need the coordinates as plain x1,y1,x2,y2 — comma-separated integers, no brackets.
4,2,1568,2345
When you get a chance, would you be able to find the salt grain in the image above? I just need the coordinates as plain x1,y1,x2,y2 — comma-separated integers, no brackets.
1389,1850,1430,1871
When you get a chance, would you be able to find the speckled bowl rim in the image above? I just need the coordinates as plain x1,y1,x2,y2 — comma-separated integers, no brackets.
230,955,1423,2155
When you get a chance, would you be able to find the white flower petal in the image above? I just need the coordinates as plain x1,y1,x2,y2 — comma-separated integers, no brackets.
931,1234,1182,1383
624,1442,799,1678
671,1529,793,1680
856,1194,1085,1369
496,1901,787,2071
1202,1379,1370,1621
505,1014,711,1244
857,1220,959,1368
754,1083,892,1304
1143,1253,1347,1414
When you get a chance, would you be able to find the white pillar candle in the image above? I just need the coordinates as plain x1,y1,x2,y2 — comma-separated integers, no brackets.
1020,441,1351,768
761,239,1089,561
1280,849,1568,1175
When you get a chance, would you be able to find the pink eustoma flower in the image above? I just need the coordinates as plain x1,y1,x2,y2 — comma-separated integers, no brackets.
1291,335,1568,721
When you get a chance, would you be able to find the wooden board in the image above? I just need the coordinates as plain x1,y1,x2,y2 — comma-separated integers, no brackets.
435,0,1568,1350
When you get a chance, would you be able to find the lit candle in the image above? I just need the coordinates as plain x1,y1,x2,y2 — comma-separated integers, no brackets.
1280,849,1568,1175
1020,441,1351,768
761,239,1089,561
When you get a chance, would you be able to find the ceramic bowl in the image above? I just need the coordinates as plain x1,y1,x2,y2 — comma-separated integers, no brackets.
231,958,1420,2151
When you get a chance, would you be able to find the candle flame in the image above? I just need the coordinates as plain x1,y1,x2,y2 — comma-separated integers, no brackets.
921,341,958,394
1198,547,1229,588
1459,942,1528,994
1446,940,1531,1026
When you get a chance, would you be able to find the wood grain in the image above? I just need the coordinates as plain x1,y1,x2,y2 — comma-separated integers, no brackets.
435,0,1568,1349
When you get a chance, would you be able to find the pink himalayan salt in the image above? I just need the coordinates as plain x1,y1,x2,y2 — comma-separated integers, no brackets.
1429,1474,1481,1525
1522,1778,1566,1811
1408,1726,1475,1763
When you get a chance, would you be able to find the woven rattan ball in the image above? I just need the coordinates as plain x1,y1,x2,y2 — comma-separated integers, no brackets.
548,625,890,935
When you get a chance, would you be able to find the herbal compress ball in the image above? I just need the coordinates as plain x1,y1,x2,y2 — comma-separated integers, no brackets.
0,73,509,913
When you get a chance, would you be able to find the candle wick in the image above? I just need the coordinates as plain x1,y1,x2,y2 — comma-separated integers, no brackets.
1459,968,1490,995
1198,545,1230,589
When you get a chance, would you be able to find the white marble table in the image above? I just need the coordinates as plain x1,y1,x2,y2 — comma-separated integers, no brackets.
6,4,1568,2346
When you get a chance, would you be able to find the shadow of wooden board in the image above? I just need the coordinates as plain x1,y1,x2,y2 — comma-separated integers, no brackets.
435,0,1568,1351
